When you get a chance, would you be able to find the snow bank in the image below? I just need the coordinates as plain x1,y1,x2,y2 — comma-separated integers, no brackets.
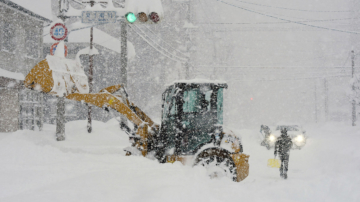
0,120,359,201
0,68,24,80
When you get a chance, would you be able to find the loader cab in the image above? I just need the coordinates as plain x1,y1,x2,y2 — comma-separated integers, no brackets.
160,81,228,155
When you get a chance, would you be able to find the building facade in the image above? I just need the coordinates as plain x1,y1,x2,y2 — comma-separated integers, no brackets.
0,0,51,132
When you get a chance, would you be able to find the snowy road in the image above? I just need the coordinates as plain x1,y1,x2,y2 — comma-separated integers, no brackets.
0,120,359,202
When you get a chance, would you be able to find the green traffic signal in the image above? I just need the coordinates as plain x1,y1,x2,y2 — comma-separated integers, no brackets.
126,12,137,23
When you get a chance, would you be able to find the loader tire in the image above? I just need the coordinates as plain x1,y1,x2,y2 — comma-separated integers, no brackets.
194,148,237,182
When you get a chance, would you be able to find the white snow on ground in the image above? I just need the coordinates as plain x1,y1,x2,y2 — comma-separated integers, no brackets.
0,120,359,202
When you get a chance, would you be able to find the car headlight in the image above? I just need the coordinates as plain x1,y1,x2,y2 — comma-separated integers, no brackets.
269,135,276,142
296,135,305,143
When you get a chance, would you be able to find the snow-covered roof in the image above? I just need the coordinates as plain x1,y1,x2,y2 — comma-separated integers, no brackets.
6,0,53,21
166,78,227,86
275,122,302,127
0,68,24,80
44,26,135,59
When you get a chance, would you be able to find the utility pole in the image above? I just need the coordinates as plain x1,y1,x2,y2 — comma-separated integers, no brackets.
82,0,95,133
119,19,128,129
56,97,66,141
120,20,127,87
185,0,191,80
324,78,328,122
314,80,318,123
56,0,68,140
352,50,356,126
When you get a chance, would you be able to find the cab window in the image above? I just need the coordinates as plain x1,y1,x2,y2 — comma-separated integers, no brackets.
183,89,211,113
162,88,175,118
217,88,224,124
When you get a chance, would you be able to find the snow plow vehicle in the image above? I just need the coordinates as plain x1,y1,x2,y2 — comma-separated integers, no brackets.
24,54,249,182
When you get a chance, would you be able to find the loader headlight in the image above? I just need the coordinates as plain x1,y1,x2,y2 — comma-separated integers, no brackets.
269,135,276,142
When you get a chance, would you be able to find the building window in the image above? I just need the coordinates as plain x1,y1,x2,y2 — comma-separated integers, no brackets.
1,22,16,53
25,29,40,58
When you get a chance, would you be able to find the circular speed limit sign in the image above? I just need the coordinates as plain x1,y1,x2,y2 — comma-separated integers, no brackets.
50,23,68,41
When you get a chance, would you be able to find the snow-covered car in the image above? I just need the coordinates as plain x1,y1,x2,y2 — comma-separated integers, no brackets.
260,124,307,150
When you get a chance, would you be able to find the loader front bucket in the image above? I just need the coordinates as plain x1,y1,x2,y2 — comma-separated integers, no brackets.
230,153,250,182
24,55,89,96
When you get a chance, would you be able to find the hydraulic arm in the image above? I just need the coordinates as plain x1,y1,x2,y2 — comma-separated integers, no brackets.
24,57,158,157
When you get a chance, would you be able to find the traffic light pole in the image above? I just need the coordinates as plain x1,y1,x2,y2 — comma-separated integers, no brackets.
120,20,128,87
119,19,128,128
83,0,95,133
87,22,94,133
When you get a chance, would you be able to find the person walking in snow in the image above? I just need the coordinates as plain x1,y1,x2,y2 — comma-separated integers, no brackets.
274,128,293,179
260,125,272,149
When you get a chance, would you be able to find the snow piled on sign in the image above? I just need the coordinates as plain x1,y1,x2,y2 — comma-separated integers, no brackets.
46,55,89,97
0,120,359,201
0,68,24,80
44,27,136,61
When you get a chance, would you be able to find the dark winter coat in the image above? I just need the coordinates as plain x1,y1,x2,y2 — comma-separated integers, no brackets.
274,134,293,157
260,125,271,137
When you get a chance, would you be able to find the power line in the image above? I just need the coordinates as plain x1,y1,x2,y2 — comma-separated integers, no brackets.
213,0,360,35
227,75,351,82
197,17,360,25
232,0,352,13
196,65,355,69
342,51,352,67
142,25,188,57
130,24,186,63
131,24,187,62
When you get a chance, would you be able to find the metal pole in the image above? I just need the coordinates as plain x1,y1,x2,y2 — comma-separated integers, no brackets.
314,80,318,123
87,0,95,133
120,20,128,87
39,93,44,131
119,20,128,129
352,50,356,126
324,78,328,122
185,62,190,79
185,0,191,80
56,97,66,141
31,92,35,131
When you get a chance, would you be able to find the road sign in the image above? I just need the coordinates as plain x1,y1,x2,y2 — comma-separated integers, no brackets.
50,42,68,57
50,23,68,41
82,11,117,23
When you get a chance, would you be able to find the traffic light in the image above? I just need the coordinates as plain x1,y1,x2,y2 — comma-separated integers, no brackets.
125,12,137,23
149,12,160,23
125,12,161,24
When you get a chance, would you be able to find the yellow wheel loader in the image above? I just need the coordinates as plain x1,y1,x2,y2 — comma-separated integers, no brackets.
24,55,249,182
